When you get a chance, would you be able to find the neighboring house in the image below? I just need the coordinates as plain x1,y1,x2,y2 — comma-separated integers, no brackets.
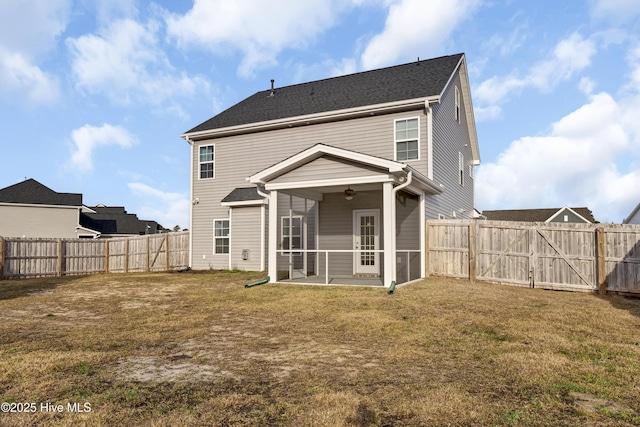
181,53,480,288
79,206,163,237
481,206,596,223
623,202,640,224
0,179,98,238
0,179,162,239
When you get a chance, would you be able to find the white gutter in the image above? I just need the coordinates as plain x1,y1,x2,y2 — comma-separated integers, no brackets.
182,96,439,141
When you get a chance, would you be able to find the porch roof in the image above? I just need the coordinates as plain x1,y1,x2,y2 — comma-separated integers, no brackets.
248,144,443,195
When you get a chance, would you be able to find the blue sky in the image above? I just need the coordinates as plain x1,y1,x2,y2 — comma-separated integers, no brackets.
1,0,640,227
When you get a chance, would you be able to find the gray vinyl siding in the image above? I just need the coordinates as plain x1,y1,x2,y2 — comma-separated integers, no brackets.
270,155,388,184
396,191,420,283
318,190,384,276
190,110,427,270
548,208,590,223
396,191,420,251
229,206,263,270
426,70,475,220
0,204,81,238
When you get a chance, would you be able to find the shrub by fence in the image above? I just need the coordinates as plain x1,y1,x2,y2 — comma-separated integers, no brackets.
0,231,189,279
427,220,640,296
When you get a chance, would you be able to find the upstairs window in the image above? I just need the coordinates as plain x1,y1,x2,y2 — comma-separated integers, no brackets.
454,86,460,122
469,164,474,179
214,219,229,254
199,145,215,179
395,118,419,161
459,152,464,186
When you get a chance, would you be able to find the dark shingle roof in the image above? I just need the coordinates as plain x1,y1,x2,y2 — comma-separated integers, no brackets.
0,179,82,206
80,207,163,235
221,187,263,203
482,208,596,223
186,54,464,134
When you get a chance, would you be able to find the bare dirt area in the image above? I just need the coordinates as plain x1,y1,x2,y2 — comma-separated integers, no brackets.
0,271,639,426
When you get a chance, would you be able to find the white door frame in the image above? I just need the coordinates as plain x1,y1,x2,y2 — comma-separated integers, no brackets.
353,209,380,276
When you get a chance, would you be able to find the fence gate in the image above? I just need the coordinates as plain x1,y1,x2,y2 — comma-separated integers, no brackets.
532,226,596,291
475,222,596,291
476,223,532,286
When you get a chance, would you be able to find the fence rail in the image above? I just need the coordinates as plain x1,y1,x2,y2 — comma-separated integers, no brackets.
427,220,640,295
0,231,189,279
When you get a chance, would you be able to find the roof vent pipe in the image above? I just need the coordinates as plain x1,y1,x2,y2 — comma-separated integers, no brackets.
269,79,275,96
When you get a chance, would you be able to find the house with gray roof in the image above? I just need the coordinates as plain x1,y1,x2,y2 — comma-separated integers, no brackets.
482,206,596,223
181,53,480,288
0,179,162,239
623,202,640,224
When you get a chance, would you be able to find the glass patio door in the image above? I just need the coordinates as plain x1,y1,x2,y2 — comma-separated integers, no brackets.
353,209,380,276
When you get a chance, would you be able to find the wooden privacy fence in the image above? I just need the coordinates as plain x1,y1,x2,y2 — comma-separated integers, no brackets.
427,220,640,295
0,231,189,279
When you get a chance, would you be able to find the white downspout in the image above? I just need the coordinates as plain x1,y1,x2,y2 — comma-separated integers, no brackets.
391,170,413,283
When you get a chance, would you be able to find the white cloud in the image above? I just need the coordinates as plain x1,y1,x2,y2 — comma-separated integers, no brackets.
360,0,482,70
590,0,640,23
476,90,640,223
0,0,70,105
0,49,60,104
69,124,137,173
127,182,190,229
0,0,71,55
474,33,596,120
67,18,209,108
165,0,347,77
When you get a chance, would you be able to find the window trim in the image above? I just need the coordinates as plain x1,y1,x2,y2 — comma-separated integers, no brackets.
213,218,230,254
199,144,215,180
454,86,460,123
469,164,473,179
394,117,420,162
459,152,464,186
280,216,303,254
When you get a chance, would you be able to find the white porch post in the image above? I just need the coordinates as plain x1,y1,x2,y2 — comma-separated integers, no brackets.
383,181,395,288
419,191,426,278
268,190,278,282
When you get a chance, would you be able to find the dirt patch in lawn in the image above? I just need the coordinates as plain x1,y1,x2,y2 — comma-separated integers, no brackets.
1,272,640,426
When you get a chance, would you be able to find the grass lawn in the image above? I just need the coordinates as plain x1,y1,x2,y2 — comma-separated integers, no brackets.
0,271,639,426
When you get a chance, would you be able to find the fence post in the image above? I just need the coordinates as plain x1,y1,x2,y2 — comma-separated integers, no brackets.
425,222,430,277
124,238,129,273
0,237,5,279
146,235,151,272
165,234,170,271
105,240,109,273
468,222,476,282
596,226,607,295
57,239,63,277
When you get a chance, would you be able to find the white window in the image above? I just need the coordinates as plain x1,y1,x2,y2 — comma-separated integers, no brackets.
564,215,569,222
459,152,464,186
454,86,460,122
214,219,229,254
469,164,473,179
199,145,215,179
395,118,419,161
281,216,302,252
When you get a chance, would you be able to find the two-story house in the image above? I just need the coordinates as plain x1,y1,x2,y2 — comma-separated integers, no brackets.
181,53,480,288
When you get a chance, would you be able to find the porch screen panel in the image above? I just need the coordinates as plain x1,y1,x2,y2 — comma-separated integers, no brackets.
360,215,375,266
